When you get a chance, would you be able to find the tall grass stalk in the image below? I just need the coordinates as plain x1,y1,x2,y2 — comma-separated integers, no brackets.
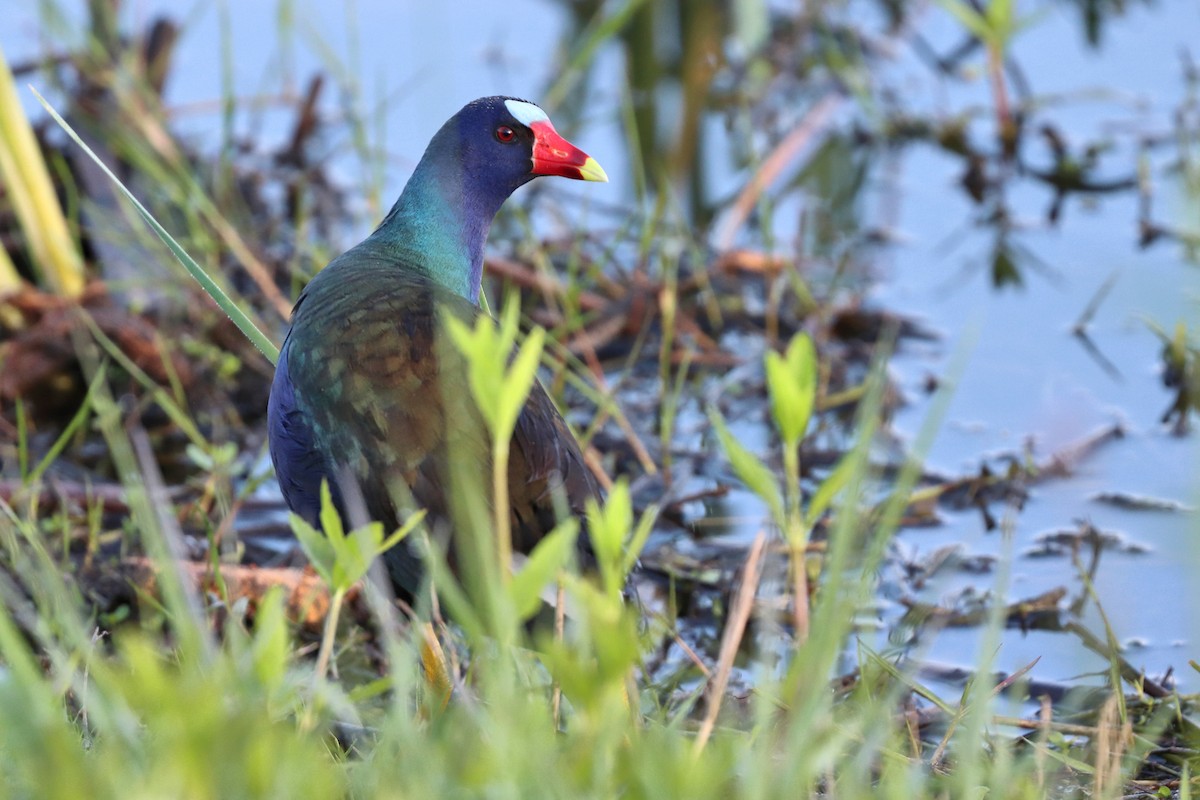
32,88,281,364
0,46,85,296
445,299,547,584
0,228,20,294
544,0,650,112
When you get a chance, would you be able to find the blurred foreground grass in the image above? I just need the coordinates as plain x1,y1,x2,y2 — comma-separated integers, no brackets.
1,342,1184,798
0,365,1083,799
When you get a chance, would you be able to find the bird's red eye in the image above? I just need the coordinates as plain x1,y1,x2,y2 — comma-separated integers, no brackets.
495,125,516,143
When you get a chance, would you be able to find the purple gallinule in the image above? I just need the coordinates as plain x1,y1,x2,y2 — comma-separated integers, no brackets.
268,97,607,599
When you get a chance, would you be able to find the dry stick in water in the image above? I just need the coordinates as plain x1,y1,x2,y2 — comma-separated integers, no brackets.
107,556,351,630
693,531,767,755
673,634,712,680
1093,693,1130,797
792,541,810,645
715,92,844,253
930,655,1042,772
568,320,658,477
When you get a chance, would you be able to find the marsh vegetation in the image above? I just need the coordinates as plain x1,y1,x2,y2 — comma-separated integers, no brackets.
0,0,1198,796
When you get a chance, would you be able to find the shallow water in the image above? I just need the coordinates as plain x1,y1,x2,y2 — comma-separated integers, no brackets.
876,4,1200,689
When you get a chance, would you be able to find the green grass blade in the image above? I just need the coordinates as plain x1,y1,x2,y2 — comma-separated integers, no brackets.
25,360,108,486
30,87,281,364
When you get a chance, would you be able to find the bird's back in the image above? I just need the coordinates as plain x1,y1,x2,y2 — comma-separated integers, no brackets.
268,249,601,597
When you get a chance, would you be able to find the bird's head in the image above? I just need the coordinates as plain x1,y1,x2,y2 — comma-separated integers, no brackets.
441,96,608,199
368,95,607,301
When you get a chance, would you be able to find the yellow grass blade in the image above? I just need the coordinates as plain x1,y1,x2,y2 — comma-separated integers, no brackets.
0,233,20,295
0,44,84,297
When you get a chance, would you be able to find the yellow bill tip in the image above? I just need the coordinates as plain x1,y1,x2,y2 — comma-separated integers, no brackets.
577,156,609,183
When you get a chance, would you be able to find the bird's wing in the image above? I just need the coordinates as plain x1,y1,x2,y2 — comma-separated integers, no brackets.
273,258,602,582
508,381,603,553
280,262,473,522
268,336,336,526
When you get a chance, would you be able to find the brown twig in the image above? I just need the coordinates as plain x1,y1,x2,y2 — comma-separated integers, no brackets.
101,556,349,631
694,530,767,755
716,93,844,252
485,256,609,312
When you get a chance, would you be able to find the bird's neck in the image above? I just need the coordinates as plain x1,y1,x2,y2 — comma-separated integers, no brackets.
366,160,502,304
